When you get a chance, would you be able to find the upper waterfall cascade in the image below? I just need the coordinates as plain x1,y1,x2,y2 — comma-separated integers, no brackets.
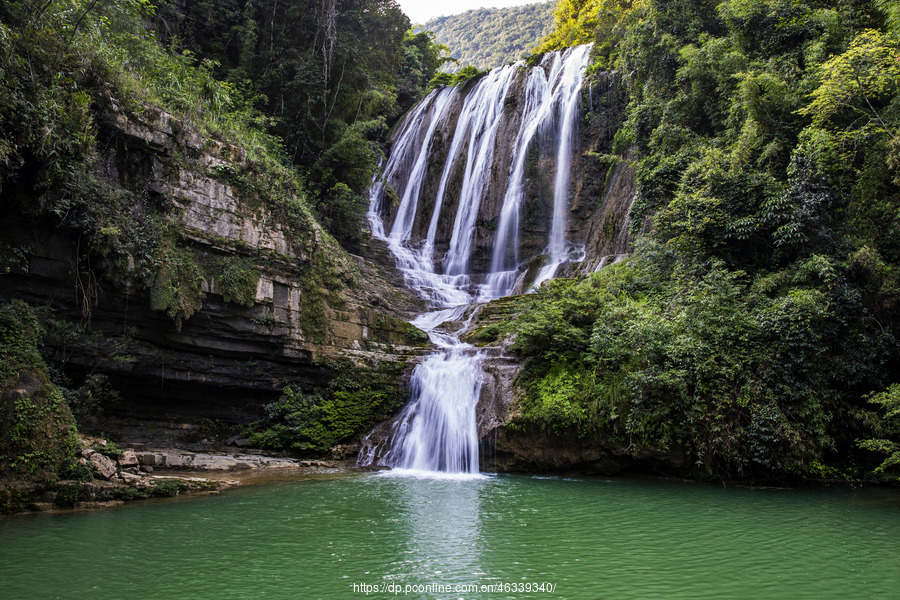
360,45,593,474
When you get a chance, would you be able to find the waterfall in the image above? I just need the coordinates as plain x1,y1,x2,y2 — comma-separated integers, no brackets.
485,44,593,299
377,307,483,474
367,86,469,307
361,45,592,475
389,88,458,244
443,64,521,277
530,44,592,288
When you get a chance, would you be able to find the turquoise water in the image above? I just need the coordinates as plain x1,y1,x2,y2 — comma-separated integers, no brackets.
2,472,899,599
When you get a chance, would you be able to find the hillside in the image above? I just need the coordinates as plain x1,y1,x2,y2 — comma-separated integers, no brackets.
495,0,900,483
425,2,556,70
3,0,900,492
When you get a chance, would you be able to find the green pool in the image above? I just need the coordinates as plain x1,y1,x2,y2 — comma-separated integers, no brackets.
2,472,898,599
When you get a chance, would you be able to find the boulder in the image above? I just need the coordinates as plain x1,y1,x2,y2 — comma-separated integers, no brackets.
118,449,139,467
89,452,118,480
162,453,190,467
137,453,159,466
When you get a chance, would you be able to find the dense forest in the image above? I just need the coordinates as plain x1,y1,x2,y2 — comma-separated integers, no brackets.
426,2,556,71
494,0,900,482
150,0,449,249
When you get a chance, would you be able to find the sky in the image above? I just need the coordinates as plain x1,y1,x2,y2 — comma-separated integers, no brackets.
396,0,547,25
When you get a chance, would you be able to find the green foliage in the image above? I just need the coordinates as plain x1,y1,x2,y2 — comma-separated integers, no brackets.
425,3,556,71
817,32,898,99
537,0,609,54
309,117,386,247
149,239,206,329
0,300,45,387
0,301,80,478
588,0,648,71
403,323,429,345
0,0,359,331
543,2,900,483
153,0,437,243
428,72,454,88
798,29,900,186
60,373,120,429
296,247,359,343
429,66,489,89
0,14,95,198
217,256,258,307
520,361,590,431
502,246,892,481
858,384,900,480
399,28,455,110
719,0,823,58
52,478,188,507
149,478,188,497
453,66,488,86
246,375,405,453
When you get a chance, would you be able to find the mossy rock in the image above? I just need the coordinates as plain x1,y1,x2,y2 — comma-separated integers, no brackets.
217,256,258,307
0,301,80,479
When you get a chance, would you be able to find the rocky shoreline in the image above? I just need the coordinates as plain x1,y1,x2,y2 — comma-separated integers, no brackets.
0,436,359,516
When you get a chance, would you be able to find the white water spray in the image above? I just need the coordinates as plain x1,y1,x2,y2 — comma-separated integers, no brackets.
485,44,593,298
367,87,469,307
443,65,521,277
377,307,483,474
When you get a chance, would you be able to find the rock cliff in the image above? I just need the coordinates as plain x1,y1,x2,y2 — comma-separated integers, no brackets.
0,101,426,429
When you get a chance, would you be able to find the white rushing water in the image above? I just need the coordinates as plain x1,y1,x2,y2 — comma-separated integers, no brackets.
362,45,592,474
443,65,521,277
377,307,484,474
530,44,592,288
367,86,469,307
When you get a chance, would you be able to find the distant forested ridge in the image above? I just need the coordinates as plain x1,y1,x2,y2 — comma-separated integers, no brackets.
425,2,556,70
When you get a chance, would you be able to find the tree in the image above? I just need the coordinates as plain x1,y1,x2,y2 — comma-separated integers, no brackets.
799,29,900,177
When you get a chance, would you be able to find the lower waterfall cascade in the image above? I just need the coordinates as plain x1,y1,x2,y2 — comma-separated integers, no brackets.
359,44,594,474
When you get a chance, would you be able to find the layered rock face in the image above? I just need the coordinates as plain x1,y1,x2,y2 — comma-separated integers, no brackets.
0,105,426,425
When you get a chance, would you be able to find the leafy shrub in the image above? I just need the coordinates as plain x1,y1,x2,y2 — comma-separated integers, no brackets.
60,373,120,430
246,378,405,453
149,242,206,329
501,243,894,481
0,301,79,478
858,384,900,480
